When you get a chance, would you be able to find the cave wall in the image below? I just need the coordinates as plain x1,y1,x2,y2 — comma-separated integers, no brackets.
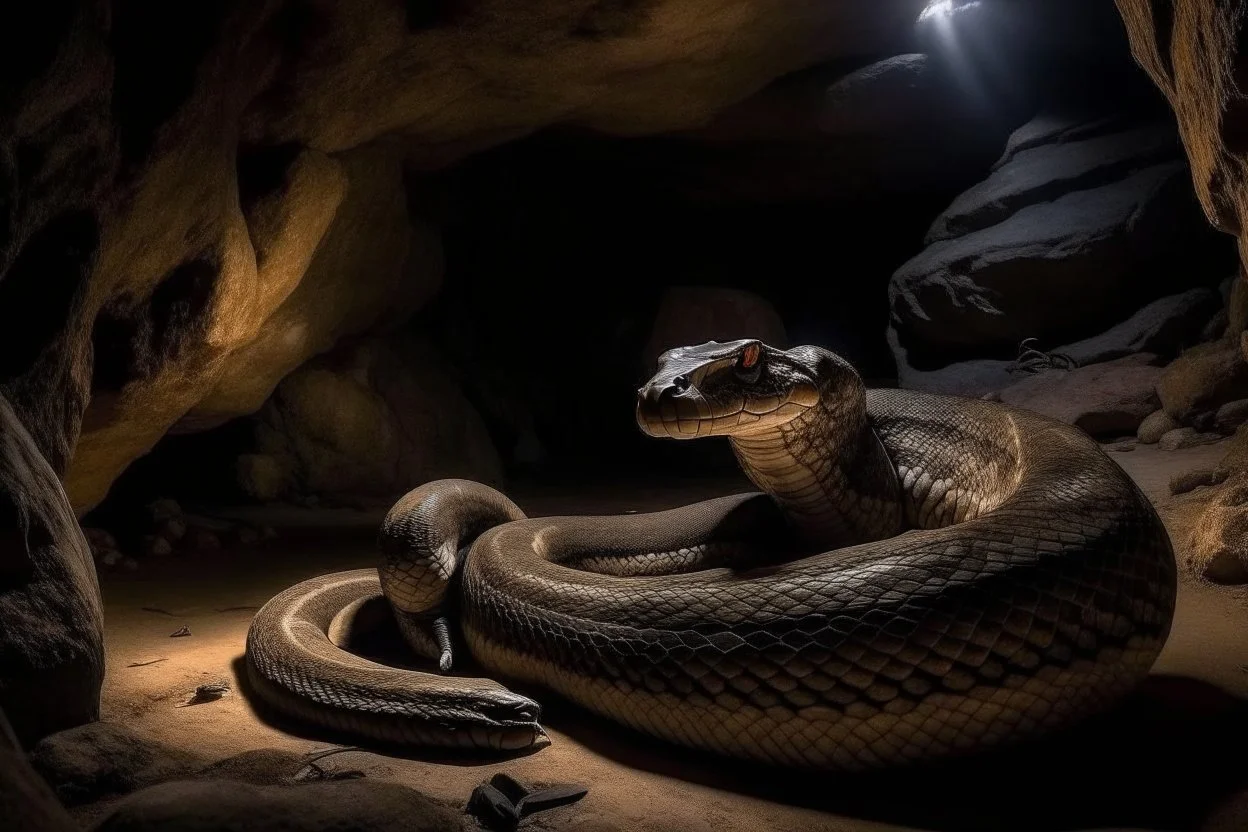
1,0,934,516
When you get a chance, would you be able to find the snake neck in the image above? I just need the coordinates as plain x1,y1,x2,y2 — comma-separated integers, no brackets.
729,393,903,548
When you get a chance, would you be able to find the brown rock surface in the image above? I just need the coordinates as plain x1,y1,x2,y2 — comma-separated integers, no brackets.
0,395,103,747
996,354,1163,437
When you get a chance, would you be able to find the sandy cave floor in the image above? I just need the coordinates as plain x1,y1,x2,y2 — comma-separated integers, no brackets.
87,444,1248,832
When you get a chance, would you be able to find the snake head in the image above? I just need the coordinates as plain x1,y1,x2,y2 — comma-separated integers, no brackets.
637,340,854,439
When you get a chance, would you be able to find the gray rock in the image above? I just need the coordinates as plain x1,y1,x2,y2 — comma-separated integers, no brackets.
1215,398,1248,433
0,395,103,747
28,722,202,807
1138,409,1181,444
1159,427,1225,451
996,355,1163,437
992,112,1135,170
927,123,1179,243
891,160,1207,358
91,779,459,832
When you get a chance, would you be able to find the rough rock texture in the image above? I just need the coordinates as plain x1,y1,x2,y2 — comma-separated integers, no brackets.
91,779,460,832
28,722,203,807
889,111,1232,373
242,333,502,506
643,286,787,369
1184,474,1248,584
996,354,1163,437
1158,340,1248,424
0,395,103,748
0,708,75,832
895,288,1219,396
1139,408,1182,444
1159,427,1224,451
0,0,932,514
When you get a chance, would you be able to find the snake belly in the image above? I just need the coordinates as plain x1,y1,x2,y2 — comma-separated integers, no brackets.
245,388,1175,770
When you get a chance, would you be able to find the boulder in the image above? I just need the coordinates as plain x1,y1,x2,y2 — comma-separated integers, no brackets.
0,708,75,832
889,111,1233,371
90,779,459,832
28,722,202,806
1215,399,1248,434
995,354,1163,437
894,288,1217,396
1138,409,1181,444
1185,476,1248,584
1158,340,1248,424
247,333,502,507
644,287,788,369
0,395,103,748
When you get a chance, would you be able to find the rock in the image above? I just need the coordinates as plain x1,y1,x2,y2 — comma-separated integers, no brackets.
643,287,788,369
145,499,183,523
236,454,291,503
1170,468,1229,496
0,707,76,832
1158,340,1248,424
249,333,503,507
235,527,260,546
189,530,221,552
159,517,187,542
27,721,202,807
1105,437,1138,453
995,354,1163,437
0,394,103,747
142,536,173,557
889,110,1233,369
1185,477,1248,584
1215,398,1248,434
92,779,460,832
1159,428,1225,451
82,527,118,554
1138,409,1181,444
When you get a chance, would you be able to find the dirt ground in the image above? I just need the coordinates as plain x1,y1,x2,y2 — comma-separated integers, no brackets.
89,445,1248,832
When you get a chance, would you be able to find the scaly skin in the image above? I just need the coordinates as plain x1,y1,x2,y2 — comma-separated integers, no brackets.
244,341,1176,768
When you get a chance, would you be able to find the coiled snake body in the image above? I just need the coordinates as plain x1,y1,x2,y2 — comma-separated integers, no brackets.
245,342,1176,769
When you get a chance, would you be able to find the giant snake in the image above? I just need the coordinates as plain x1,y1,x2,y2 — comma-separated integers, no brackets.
244,341,1176,769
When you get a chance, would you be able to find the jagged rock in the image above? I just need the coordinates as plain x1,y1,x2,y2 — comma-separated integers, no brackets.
1185,476,1248,584
1215,399,1248,434
0,395,102,747
893,288,1214,396
1159,428,1224,452
644,287,788,369
248,333,502,507
1158,340,1248,424
889,110,1232,370
1138,409,1181,444
91,779,460,832
28,722,202,807
995,354,1163,437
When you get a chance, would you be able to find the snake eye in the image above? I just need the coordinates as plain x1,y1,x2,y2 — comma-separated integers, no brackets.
735,344,762,383
672,375,690,393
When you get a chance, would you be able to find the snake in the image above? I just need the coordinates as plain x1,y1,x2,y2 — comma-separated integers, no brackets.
244,340,1176,770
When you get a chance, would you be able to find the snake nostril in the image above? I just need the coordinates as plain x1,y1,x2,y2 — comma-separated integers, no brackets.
672,375,690,394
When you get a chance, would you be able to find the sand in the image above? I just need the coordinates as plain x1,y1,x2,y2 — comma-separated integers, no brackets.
87,444,1248,832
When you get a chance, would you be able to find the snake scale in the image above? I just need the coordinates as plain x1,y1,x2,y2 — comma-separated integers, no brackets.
245,341,1176,770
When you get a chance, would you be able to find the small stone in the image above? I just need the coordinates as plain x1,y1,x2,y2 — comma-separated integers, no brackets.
121,558,139,571
142,536,173,557
190,530,221,551
146,498,183,523
1158,427,1224,451
1216,398,1248,433
101,550,122,567
1105,437,1138,453
82,527,119,554
160,517,188,542
1137,409,1180,444
236,527,260,545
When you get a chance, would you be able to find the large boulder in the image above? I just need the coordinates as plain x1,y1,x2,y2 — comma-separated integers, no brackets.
894,287,1220,396
0,708,75,832
889,111,1232,372
0,395,103,747
241,333,503,507
996,353,1164,437
1158,338,1248,425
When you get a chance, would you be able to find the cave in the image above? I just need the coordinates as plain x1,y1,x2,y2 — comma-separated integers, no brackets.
6,1,1248,830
